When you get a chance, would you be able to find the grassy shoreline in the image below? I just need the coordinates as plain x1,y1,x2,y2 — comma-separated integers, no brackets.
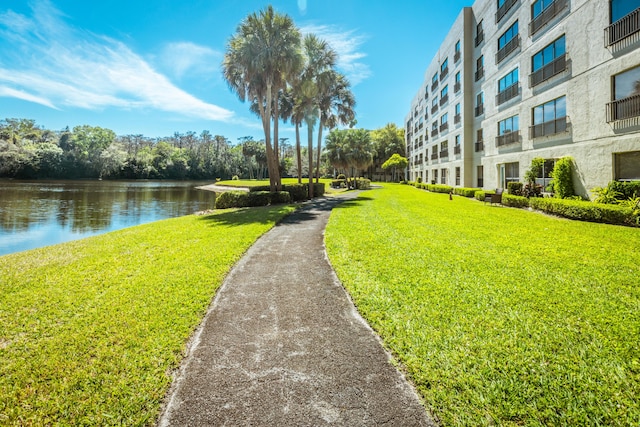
0,205,295,425
326,184,640,426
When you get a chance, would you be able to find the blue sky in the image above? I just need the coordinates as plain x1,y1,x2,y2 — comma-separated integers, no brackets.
0,0,470,143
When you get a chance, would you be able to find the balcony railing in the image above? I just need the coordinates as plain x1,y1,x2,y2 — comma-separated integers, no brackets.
529,116,568,138
496,35,520,64
440,94,449,106
439,122,449,132
606,93,640,122
431,153,439,160
454,113,461,124
454,145,461,155
431,129,439,137
424,92,429,99
475,30,484,47
530,0,569,36
454,81,461,92
496,82,520,105
496,130,520,146
475,141,484,152
431,80,439,91
431,104,438,114
440,67,449,80
605,7,640,46
529,54,567,87
454,50,461,62
475,104,485,117
440,150,449,158
475,67,485,81
496,0,519,23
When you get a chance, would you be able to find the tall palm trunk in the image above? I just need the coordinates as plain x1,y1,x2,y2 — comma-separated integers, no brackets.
296,123,302,183
273,94,281,191
307,124,314,198
315,121,323,183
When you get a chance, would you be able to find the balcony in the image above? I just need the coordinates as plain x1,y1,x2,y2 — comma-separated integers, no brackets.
496,130,520,147
605,7,640,46
454,113,461,124
529,116,568,138
475,67,485,81
431,80,439,91
431,104,438,114
454,145,461,155
440,94,449,106
454,81,461,92
475,141,484,152
496,0,519,23
496,35,521,64
418,122,424,130
475,104,485,117
496,82,520,105
606,93,640,122
530,0,569,36
431,153,439,160
439,150,449,158
439,122,449,132
475,30,484,47
529,54,567,87
454,50,461,62
440,67,449,80
424,92,429,99
431,128,439,137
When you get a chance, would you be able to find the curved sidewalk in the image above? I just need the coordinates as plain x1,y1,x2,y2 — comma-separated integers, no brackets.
158,194,436,426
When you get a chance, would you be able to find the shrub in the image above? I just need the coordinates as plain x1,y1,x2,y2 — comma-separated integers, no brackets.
529,197,637,226
331,179,347,189
282,184,308,201
507,182,524,196
454,187,481,197
416,176,422,184
426,184,453,194
270,191,291,204
215,191,249,209
475,190,494,202
597,180,640,202
313,182,326,196
231,175,239,180
355,178,371,190
502,194,529,208
337,173,346,180
550,157,574,199
247,191,271,207
248,185,271,192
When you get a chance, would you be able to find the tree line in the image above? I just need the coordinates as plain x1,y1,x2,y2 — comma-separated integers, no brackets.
0,118,406,181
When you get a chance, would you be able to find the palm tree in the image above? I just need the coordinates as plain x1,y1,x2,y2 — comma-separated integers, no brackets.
315,71,356,183
325,129,350,177
345,128,374,187
222,5,302,191
279,87,305,183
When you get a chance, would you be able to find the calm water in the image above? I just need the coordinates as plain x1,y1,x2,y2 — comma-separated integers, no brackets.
0,180,216,256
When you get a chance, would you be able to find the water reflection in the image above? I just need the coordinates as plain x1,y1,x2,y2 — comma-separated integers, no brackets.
0,180,216,255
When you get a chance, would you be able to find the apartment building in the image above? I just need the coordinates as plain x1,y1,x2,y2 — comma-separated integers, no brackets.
405,0,640,197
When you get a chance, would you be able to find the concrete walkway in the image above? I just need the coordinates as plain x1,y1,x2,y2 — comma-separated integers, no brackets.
158,194,436,426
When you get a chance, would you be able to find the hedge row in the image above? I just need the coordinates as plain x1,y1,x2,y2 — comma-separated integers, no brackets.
502,194,530,208
248,182,325,202
215,191,292,209
529,197,638,226
474,190,495,202
415,183,453,193
454,187,481,197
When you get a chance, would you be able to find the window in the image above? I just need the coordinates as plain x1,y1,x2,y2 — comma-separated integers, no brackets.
611,0,638,23
530,35,566,87
441,58,449,78
497,68,520,105
475,92,485,116
497,0,518,23
615,151,640,180
530,0,568,35
434,169,438,183
497,21,520,63
533,0,555,18
432,72,439,90
606,0,640,45
477,165,484,187
454,71,461,92
440,113,449,132
475,128,484,152
454,134,461,154
531,95,567,137
476,55,485,81
455,167,461,185
441,168,448,184
476,20,484,46
432,120,439,136
497,115,520,146
454,40,461,62
440,140,449,158
432,96,438,113
440,85,449,105
607,65,640,121
503,162,520,186
454,103,461,123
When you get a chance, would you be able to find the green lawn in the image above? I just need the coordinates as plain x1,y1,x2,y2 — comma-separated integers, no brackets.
325,183,640,426
0,205,295,425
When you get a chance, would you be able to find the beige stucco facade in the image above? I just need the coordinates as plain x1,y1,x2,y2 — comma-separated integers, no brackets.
406,0,640,198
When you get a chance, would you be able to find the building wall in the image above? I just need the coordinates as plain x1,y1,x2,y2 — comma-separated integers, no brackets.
406,0,640,197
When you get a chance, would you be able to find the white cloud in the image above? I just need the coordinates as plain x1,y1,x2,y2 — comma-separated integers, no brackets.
160,42,221,80
0,1,233,121
300,24,371,85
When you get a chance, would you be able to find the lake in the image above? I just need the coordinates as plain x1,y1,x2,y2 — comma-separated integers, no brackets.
0,180,217,256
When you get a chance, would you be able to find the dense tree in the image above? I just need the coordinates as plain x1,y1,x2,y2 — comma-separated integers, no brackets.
325,128,373,187
381,153,409,182
371,123,405,181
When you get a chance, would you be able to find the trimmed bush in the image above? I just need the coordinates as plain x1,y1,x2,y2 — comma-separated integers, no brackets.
337,173,346,180
283,184,308,201
507,182,524,196
247,191,271,207
502,194,529,208
270,191,291,204
313,182,326,196
416,176,423,184
550,157,574,198
215,191,249,209
529,197,637,226
475,190,494,202
331,179,347,188
454,187,481,197
426,184,453,194
355,178,371,190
